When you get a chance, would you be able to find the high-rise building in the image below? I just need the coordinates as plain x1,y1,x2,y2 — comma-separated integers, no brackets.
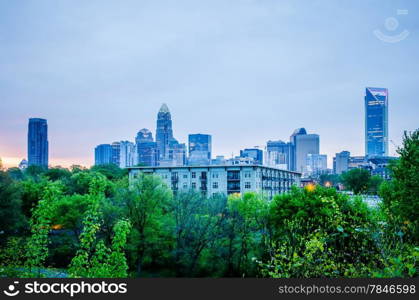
290,128,319,174
365,87,388,157
240,148,263,165
156,103,176,161
136,128,158,166
95,144,112,165
111,142,121,166
188,134,212,165
119,141,136,168
289,128,306,171
333,151,351,174
266,140,291,169
306,154,327,176
155,103,185,166
28,118,49,167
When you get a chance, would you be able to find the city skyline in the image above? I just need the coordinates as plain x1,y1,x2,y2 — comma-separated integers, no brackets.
1,1,418,168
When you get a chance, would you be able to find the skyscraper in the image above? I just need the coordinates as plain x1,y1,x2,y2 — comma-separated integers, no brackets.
290,128,320,174
111,142,121,166
28,118,48,167
156,103,176,160
119,141,136,168
266,140,291,169
333,151,351,174
188,134,212,165
365,87,388,157
136,128,158,166
306,154,327,176
95,144,112,165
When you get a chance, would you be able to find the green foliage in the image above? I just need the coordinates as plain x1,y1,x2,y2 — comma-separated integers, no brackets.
124,173,173,275
380,129,419,242
90,164,127,181
265,186,382,277
172,191,226,276
0,171,25,242
341,168,371,194
25,182,63,276
68,174,131,278
223,192,269,276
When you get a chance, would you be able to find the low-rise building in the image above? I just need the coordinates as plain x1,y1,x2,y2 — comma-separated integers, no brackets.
128,165,301,199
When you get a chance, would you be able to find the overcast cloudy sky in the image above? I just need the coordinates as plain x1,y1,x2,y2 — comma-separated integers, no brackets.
1,0,418,168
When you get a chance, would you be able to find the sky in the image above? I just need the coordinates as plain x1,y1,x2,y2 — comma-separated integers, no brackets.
1,0,418,168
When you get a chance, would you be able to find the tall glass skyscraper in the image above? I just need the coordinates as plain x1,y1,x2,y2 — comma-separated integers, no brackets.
188,134,212,165
156,103,176,160
365,87,388,157
136,128,158,166
28,118,48,167
95,144,112,165
289,128,320,174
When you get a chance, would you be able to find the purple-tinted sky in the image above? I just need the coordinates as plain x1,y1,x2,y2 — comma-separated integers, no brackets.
1,0,418,168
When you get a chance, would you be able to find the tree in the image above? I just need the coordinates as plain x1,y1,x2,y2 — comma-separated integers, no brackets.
0,171,25,244
90,164,127,181
223,192,269,276
171,191,226,276
25,181,63,276
379,129,419,242
341,168,371,194
265,185,380,277
123,173,173,275
68,173,131,278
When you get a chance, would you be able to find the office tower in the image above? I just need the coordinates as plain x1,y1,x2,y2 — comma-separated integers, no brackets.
111,142,121,166
188,134,212,165
28,118,49,167
95,144,112,165
160,142,186,167
289,128,307,171
365,87,388,157
333,151,351,174
266,140,291,169
119,141,136,168
136,128,158,166
306,154,327,176
156,103,176,160
240,148,263,165
290,128,319,174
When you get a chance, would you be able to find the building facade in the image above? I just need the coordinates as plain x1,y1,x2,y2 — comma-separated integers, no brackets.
128,165,301,199
188,134,212,165
28,118,49,167
119,141,136,168
365,87,388,157
266,140,291,170
333,151,350,174
95,144,113,165
136,129,158,167
306,154,327,176
290,128,320,175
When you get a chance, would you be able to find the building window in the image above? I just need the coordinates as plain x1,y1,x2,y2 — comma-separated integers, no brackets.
245,182,251,189
192,172,196,179
212,182,218,189
183,183,188,189
192,182,196,189
183,174,188,179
